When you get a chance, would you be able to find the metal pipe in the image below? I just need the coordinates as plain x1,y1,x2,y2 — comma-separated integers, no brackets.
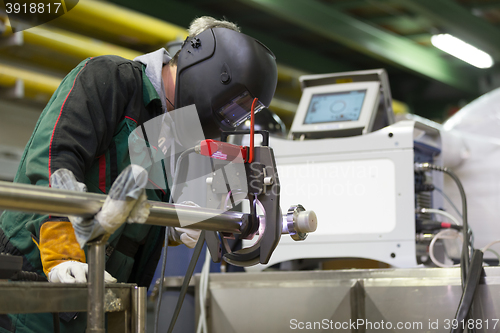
0,181,242,233
57,0,188,47
23,26,142,61
0,64,62,98
86,238,107,333
131,286,147,333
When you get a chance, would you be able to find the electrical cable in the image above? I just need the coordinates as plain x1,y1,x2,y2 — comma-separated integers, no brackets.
196,248,212,333
484,249,500,263
434,185,463,218
153,227,169,333
420,208,461,226
9,270,47,281
428,229,462,268
248,98,258,163
154,147,195,333
167,231,206,333
421,195,474,248
170,147,196,203
450,250,484,333
52,313,60,333
415,163,471,286
415,163,479,333
481,239,500,254
420,207,474,258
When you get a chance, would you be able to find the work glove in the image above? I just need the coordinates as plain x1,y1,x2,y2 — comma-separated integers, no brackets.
50,165,151,248
48,261,117,284
168,201,202,248
40,166,150,282
94,164,150,234
170,227,202,249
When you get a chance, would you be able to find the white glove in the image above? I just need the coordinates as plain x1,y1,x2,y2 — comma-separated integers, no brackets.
173,227,202,249
169,201,202,248
48,261,117,284
126,192,151,224
50,166,150,247
96,165,149,234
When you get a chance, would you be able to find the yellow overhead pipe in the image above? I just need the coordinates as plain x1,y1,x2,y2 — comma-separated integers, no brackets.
0,64,61,100
58,0,188,46
22,25,142,60
392,99,410,115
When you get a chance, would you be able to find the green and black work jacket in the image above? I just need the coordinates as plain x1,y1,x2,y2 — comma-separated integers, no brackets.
0,55,168,286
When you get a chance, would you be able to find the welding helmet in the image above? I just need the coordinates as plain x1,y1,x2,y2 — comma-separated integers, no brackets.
174,28,278,139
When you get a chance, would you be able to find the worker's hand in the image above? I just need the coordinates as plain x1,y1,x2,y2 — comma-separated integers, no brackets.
126,192,151,224
50,168,87,193
48,261,117,284
173,227,202,248
96,165,150,234
169,201,202,248
50,165,150,247
50,168,88,229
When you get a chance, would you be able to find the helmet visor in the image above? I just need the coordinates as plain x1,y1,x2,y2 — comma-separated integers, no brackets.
216,91,265,127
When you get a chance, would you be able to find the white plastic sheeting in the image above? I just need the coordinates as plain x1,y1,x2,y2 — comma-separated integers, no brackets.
439,88,500,257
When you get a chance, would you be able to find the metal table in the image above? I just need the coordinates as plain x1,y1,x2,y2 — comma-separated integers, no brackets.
0,282,146,333
197,267,500,333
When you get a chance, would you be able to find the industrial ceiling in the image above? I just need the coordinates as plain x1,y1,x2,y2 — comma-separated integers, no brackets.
1,0,500,127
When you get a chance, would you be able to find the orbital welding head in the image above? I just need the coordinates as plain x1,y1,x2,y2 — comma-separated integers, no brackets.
174,28,278,139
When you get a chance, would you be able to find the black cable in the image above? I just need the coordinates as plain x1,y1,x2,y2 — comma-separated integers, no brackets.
415,163,479,333
434,185,475,250
52,313,60,333
442,168,470,285
434,185,463,218
10,270,47,281
167,231,206,333
155,147,195,333
415,163,470,286
154,227,169,333
450,250,483,333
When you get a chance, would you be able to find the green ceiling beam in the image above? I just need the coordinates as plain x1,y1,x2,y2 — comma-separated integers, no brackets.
392,0,500,60
237,0,479,94
328,0,370,10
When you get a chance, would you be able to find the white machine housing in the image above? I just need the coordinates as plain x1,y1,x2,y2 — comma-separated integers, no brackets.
245,120,442,270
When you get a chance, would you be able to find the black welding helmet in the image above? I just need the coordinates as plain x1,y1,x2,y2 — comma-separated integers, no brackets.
174,28,278,139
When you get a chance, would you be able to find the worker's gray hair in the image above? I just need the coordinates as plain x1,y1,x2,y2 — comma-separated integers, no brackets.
188,16,240,37
169,17,239,66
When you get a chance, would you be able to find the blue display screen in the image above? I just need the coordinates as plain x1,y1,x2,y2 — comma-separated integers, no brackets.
303,90,367,124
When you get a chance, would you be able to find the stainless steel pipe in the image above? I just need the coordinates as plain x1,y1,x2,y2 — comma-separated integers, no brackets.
132,286,147,333
86,238,107,333
0,181,242,233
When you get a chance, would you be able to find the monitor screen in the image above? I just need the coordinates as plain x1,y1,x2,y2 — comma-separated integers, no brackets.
303,90,367,124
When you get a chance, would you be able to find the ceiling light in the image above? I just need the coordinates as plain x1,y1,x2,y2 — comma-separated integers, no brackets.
431,33,494,69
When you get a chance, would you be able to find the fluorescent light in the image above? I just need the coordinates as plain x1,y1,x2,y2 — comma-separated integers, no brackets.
431,33,494,69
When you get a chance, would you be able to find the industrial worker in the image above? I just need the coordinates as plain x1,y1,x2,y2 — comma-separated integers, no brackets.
0,16,278,333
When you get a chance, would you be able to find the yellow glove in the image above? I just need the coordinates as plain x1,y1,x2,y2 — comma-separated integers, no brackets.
38,220,86,278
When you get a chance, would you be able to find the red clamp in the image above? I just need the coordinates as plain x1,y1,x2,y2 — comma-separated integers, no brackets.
196,139,248,163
